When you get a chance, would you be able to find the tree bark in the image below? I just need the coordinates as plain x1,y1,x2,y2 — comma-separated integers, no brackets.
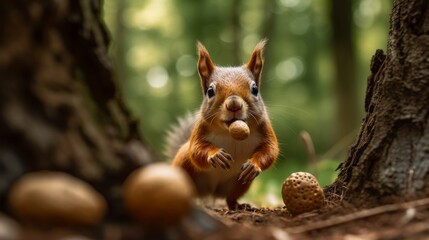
0,0,158,218
329,0,429,205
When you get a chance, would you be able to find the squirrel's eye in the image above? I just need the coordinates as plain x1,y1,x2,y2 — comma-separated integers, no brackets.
251,83,258,96
207,87,215,98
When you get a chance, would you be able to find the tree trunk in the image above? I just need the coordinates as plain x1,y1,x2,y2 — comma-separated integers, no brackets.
330,0,361,140
329,0,429,205
231,0,242,65
0,0,158,218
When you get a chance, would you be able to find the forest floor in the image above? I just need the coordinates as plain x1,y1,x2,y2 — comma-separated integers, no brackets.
3,196,429,239
199,196,429,240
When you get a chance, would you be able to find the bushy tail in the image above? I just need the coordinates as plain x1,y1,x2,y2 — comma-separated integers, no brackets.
164,112,197,161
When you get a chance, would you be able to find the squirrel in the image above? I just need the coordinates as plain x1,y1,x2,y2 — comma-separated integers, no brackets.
166,40,279,210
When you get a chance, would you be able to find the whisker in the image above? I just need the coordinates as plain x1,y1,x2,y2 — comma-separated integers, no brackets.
264,102,311,115
248,111,260,125
204,112,218,125
202,111,217,123
209,112,218,126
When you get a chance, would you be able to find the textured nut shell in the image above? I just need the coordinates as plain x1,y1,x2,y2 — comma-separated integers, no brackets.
282,172,325,216
8,171,107,226
228,120,250,140
124,163,195,227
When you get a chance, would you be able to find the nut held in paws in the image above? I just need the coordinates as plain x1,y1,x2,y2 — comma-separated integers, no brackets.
282,172,325,216
124,163,195,227
228,120,250,140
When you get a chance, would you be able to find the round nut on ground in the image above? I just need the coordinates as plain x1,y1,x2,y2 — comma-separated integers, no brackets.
123,163,195,227
228,120,250,140
8,171,107,227
282,172,325,216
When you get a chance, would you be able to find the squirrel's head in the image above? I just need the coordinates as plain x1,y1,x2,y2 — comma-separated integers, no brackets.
196,40,268,132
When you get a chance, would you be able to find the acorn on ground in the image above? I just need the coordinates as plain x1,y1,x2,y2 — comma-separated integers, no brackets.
8,171,107,227
123,163,195,228
281,172,325,216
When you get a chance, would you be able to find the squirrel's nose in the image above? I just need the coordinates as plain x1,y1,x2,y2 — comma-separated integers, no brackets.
226,97,243,113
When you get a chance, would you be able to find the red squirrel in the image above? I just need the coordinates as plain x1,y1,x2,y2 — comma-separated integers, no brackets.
166,40,279,210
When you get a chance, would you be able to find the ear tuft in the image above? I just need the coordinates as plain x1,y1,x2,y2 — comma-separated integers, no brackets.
197,42,215,93
246,39,267,85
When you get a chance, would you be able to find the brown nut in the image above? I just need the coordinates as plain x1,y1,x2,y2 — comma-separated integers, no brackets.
281,172,325,216
228,120,250,140
8,171,107,227
123,163,195,228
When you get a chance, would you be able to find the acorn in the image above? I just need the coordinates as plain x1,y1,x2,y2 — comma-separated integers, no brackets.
8,171,107,227
123,163,195,228
228,120,250,140
281,172,325,216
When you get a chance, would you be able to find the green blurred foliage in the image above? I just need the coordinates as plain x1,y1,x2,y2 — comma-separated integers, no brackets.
103,0,391,205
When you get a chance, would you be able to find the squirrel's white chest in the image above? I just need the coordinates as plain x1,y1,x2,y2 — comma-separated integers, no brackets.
207,132,261,163
202,131,261,195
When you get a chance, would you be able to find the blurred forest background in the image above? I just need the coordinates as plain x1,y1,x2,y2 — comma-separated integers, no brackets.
102,0,391,206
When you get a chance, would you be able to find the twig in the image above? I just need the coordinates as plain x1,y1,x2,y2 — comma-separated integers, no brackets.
372,221,429,239
338,221,429,240
319,127,359,161
407,168,415,198
285,197,429,234
299,131,317,176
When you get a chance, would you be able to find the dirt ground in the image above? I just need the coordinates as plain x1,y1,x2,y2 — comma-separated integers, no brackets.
203,197,429,240
3,196,429,240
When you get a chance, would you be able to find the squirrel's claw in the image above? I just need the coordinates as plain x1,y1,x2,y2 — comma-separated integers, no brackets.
208,149,233,170
238,160,261,184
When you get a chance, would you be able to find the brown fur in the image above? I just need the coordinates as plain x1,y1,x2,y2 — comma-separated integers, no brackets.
171,40,279,209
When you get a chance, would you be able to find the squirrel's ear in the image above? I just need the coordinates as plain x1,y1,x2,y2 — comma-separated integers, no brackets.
197,42,215,93
246,39,266,85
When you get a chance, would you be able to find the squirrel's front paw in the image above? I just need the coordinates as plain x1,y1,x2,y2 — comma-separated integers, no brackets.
208,149,233,170
238,160,261,184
